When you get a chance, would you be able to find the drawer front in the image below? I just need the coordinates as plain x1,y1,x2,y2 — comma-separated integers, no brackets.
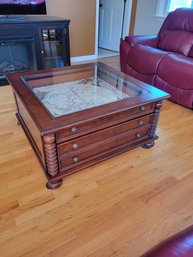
58,114,153,156
58,127,150,172
56,102,155,143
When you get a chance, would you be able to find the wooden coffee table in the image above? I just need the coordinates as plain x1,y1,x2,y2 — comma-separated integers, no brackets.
7,62,169,189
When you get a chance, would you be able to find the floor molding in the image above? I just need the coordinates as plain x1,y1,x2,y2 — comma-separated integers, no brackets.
71,54,97,63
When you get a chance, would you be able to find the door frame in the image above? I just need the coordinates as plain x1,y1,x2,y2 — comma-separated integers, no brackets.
95,0,133,55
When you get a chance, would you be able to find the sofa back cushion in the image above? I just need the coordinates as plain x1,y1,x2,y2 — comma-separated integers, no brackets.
159,9,193,35
158,30,193,56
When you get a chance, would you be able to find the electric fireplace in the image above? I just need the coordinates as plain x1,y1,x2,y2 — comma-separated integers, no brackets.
0,15,71,86
0,36,37,85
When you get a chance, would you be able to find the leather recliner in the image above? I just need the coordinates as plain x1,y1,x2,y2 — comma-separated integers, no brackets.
141,225,193,257
120,8,193,109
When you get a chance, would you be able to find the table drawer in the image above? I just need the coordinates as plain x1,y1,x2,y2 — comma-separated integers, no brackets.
57,114,153,156
56,102,155,143
58,127,150,172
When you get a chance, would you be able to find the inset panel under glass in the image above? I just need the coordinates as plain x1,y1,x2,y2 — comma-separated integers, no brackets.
21,63,149,117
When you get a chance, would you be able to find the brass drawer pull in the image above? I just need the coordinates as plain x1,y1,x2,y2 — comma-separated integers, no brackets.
138,120,144,126
73,156,79,163
71,127,78,133
136,133,141,139
72,143,79,150
139,106,145,111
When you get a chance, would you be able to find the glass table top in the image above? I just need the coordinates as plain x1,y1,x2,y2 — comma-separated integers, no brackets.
21,62,149,118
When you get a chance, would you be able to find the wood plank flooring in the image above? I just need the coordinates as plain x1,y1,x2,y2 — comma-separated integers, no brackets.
0,56,193,257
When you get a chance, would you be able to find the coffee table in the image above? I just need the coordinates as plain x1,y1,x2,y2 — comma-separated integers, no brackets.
7,62,169,189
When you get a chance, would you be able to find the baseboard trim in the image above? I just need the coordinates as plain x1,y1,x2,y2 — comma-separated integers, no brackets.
71,54,97,63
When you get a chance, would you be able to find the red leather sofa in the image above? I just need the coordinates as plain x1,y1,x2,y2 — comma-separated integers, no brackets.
120,8,193,109
141,225,193,257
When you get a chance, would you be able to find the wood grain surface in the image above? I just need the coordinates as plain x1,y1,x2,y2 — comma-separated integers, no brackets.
0,56,193,257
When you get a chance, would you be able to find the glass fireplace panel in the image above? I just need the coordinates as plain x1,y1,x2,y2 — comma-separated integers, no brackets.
0,37,37,81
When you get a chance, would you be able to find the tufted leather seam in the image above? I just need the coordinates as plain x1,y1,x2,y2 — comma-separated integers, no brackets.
127,45,169,76
155,55,193,90
177,33,189,54
160,30,170,49
155,73,178,90
153,52,171,85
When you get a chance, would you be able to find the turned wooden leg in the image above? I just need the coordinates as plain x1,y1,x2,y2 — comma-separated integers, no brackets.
142,141,155,149
43,134,61,190
46,180,62,189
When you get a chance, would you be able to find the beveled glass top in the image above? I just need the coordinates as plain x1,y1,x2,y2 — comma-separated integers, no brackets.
21,62,149,117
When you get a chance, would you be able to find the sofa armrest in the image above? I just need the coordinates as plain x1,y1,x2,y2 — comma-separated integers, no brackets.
120,39,132,73
120,35,159,73
125,35,159,48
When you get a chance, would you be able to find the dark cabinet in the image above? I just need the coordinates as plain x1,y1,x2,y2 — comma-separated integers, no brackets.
0,16,70,85
38,25,70,69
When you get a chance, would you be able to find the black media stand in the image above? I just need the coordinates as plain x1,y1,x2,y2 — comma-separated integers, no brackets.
0,15,70,85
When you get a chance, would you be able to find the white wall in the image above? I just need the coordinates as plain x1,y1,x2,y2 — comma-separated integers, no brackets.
134,0,165,35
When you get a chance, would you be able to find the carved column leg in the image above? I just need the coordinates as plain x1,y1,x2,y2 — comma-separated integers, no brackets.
142,101,163,149
43,134,62,189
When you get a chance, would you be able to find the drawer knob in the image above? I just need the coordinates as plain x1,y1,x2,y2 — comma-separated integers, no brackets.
136,133,141,139
73,156,79,163
138,120,144,126
140,106,145,111
72,143,79,150
71,127,78,133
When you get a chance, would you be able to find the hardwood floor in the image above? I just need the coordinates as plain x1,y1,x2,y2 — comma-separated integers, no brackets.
0,56,193,257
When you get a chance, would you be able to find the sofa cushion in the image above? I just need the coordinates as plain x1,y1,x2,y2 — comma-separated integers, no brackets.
154,76,193,108
127,44,168,75
123,64,155,86
157,53,193,90
158,30,193,56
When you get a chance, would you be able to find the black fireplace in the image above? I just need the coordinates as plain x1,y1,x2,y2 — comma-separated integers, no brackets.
0,16,70,86
0,37,37,85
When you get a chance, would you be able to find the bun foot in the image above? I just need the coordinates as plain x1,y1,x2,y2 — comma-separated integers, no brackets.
142,141,155,149
46,180,62,189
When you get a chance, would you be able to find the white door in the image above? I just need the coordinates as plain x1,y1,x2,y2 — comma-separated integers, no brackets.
99,0,125,52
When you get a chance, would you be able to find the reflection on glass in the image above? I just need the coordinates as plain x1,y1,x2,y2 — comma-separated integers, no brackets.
41,28,65,69
22,63,149,117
